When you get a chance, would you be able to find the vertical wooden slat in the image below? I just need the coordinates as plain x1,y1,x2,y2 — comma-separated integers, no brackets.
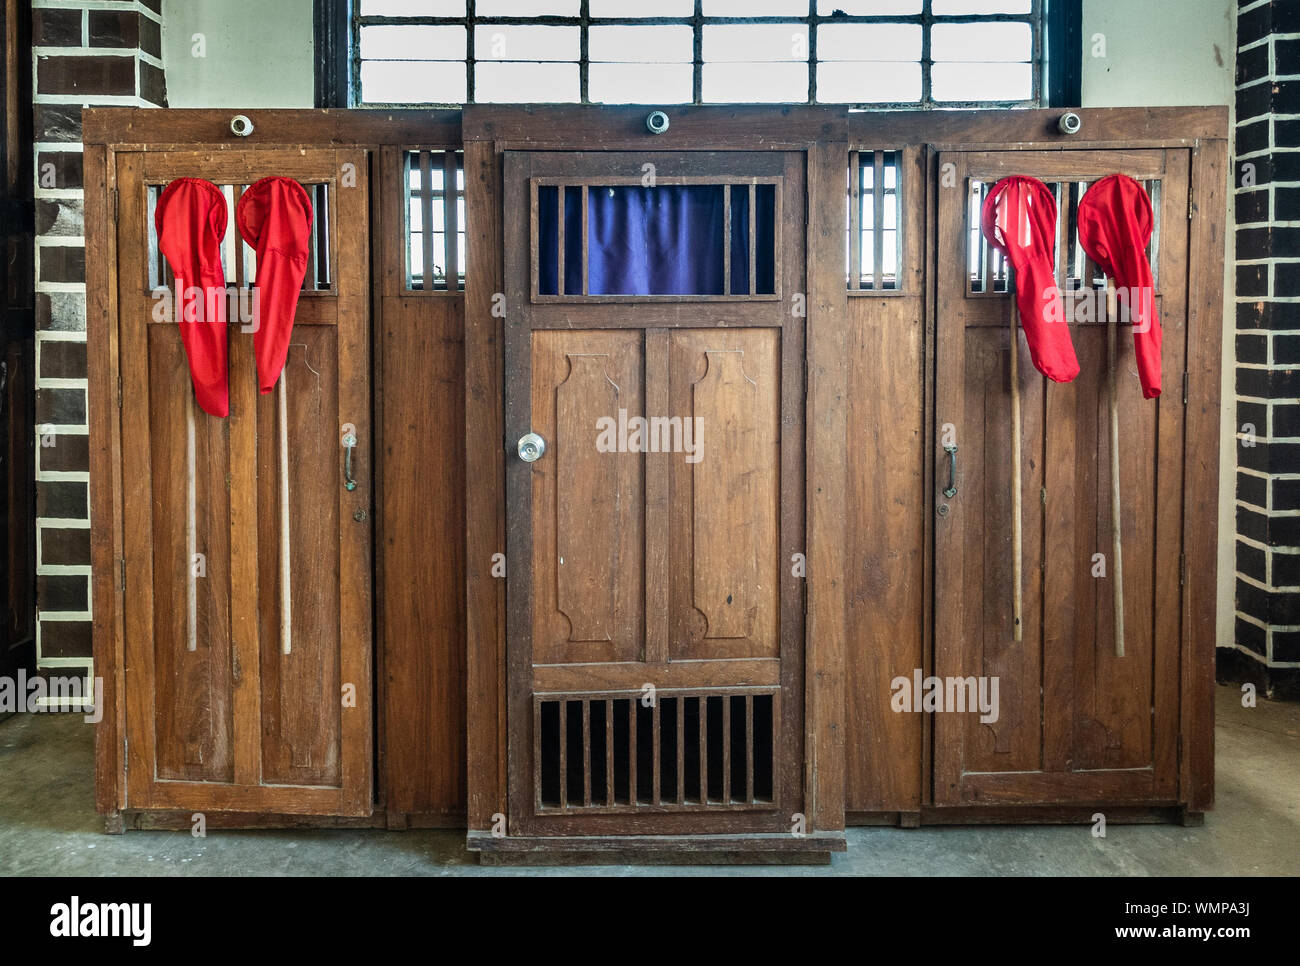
676,696,685,804
442,150,459,289
645,329,669,663
893,151,904,291
605,699,614,806
533,700,543,809
849,151,860,291
698,696,707,803
419,150,434,291
581,184,589,295
745,694,754,804
582,698,592,807
722,695,731,803
556,185,565,297
651,698,661,805
982,187,995,292
748,181,756,296
628,698,638,805
873,150,885,291
558,699,568,809
723,185,732,296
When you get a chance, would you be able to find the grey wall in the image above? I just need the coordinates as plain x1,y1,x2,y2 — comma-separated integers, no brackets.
162,0,314,108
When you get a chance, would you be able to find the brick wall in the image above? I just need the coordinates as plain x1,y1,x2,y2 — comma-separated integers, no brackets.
32,0,164,698
1231,0,1300,697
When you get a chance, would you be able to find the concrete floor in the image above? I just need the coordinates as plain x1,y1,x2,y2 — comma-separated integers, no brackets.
1,683,1296,876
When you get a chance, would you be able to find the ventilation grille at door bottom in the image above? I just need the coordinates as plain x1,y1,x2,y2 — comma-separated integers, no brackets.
536,690,776,813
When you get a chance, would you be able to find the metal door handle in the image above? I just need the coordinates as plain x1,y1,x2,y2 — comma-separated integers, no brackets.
943,443,958,499
518,432,546,463
342,431,357,491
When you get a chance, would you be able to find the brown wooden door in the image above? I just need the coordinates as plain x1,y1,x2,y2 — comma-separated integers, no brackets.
504,151,805,836
117,149,372,815
934,149,1190,805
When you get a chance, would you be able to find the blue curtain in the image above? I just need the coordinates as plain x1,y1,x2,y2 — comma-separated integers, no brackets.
538,184,774,296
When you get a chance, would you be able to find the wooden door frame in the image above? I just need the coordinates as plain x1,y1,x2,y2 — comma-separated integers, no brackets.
500,147,809,838
464,106,850,850
109,147,373,816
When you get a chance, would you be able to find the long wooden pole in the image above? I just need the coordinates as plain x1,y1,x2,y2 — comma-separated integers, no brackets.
186,392,197,652
279,377,292,656
1010,289,1023,643
1107,281,1126,657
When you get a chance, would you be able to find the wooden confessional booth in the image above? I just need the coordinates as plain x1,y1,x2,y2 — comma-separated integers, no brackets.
84,105,1225,862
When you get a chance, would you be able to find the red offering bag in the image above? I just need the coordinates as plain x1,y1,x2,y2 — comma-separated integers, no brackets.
981,175,1080,384
1078,174,1160,398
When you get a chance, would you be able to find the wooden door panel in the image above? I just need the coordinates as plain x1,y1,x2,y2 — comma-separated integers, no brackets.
255,330,343,787
505,150,805,836
147,329,234,783
668,328,780,661
119,149,372,815
531,329,645,666
935,149,1188,805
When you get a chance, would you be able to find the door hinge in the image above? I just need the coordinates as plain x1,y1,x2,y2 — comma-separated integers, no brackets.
1179,552,1186,587
1187,185,1193,220
117,375,123,410
119,557,126,594
112,188,119,222
1183,371,1189,406
123,737,128,773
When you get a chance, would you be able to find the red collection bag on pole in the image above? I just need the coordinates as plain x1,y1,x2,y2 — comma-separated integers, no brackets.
981,175,1079,384
1077,174,1161,398
235,177,314,395
154,178,230,417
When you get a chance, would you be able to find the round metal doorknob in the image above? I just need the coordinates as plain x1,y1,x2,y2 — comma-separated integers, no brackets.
518,432,546,463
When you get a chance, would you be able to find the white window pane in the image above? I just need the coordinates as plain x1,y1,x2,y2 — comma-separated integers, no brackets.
703,62,808,102
817,24,921,62
360,25,467,60
591,0,694,14
361,61,467,103
475,61,580,101
589,25,693,63
476,0,581,15
816,0,921,12
704,0,807,13
589,63,693,103
931,22,1032,62
933,0,1031,14
703,25,809,63
362,0,466,14
475,25,580,61
817,61,920,102
931,62,1032,101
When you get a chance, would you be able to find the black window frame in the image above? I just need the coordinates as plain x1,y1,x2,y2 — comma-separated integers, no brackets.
320,0,1083,111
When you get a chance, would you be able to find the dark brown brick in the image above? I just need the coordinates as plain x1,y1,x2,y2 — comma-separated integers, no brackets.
37,480,88,519
89,10,140,48
38,620,93,659
139,59,167,106
33,8,82,46
36,151,84,191
38,574,90,612
37,433,89,472
37,54,136,97
36,292,87,332
36,386,86,425
38,340,87,380
140,15,163,58
34,105,83,142
38,246,85,284
35,198,85,238
40,526,90,567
